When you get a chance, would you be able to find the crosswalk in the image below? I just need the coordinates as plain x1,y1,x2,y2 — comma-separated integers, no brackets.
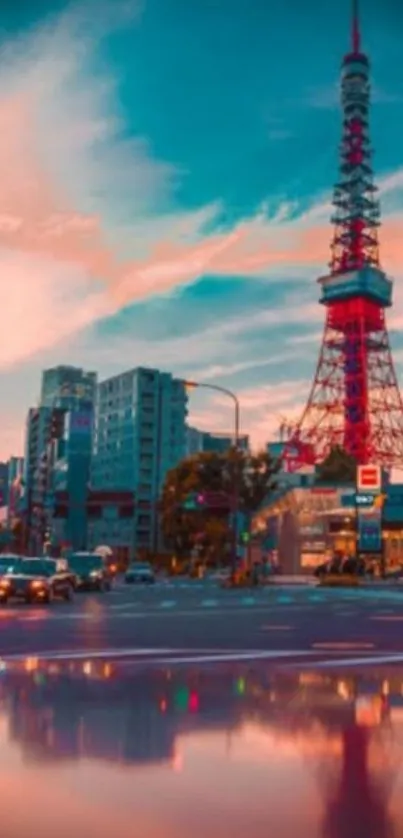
1,584,402,624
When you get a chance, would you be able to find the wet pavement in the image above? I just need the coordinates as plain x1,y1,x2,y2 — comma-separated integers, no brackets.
0,654,403,837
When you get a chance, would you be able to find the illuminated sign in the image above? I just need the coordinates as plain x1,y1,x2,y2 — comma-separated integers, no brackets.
357,465,381,492
358,510,382,553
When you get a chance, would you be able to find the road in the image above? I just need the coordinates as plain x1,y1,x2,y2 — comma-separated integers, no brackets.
0,578,403,666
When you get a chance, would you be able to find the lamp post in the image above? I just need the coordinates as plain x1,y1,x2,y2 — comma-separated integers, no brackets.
183,380,240,573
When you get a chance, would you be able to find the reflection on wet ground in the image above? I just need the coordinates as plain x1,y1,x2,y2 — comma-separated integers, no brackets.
0,658,403,837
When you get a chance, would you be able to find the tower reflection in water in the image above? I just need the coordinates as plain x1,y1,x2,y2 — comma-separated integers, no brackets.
0,658,402,836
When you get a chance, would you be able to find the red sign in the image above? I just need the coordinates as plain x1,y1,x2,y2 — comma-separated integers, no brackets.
357,465,381,492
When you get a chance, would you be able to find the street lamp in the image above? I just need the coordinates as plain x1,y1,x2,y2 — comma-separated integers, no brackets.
184,380,241,572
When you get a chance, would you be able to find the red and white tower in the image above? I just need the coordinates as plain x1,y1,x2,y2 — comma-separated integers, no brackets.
291,0,403,470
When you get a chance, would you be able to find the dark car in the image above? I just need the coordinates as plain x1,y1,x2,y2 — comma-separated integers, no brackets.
0,558,74,604
125,562,155,585
67,553,112,592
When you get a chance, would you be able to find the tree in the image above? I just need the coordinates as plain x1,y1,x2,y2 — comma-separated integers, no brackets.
160,448,280,560
316,445,357,484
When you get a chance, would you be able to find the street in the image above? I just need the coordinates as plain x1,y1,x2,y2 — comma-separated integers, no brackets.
1,577,403,664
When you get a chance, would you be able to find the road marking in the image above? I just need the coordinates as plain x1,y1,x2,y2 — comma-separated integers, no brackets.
160,600,176,608
370,615,403,622
312,652,403,668
241,597,256,605
135,650,321,665
261,625,294,631
312,641,375,650
1,648,191,662
276,595,294,604
308,594,324,603
20,612,95,621
201,600,218,607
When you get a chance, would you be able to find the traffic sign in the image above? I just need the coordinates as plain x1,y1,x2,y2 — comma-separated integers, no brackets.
357,465,381,493
355,493,376,507
341,492,375,508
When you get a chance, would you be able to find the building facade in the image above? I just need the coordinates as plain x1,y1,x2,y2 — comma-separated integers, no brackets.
49,410,94,551
0,462,8,507
185,427,249,456
90,367,188,554
40,366,96,410
22,367,97,554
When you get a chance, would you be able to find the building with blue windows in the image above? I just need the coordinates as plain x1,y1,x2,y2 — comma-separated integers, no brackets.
186,427,249,456
40,366,96,411
89,367,188,555
23,367,97,554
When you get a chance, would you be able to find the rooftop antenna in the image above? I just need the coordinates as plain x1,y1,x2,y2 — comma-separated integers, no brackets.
352,0,361,53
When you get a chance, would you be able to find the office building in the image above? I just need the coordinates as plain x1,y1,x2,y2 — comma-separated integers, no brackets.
49,410,94,551
185,427,249,456
90,367,188,554
23,366,97,554
40,366,96,410
22,406,57,552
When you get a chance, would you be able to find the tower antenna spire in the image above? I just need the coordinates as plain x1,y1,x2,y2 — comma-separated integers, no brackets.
352,0,361,53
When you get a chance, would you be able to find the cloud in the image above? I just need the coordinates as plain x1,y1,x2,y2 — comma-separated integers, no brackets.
1,0,403,372
190,380,310,448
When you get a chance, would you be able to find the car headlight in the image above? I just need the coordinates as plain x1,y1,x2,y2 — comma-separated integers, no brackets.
90,571,102,578
0,580,10,588
30,580,45,589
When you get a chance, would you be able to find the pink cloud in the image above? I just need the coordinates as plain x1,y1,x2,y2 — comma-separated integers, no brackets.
0,18,402,373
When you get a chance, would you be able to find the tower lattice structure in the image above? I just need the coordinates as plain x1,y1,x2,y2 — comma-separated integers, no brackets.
289,0,403,470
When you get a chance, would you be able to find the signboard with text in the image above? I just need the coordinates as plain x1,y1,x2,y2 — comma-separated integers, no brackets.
358,510,382,553
357,465,381,493
69,412,92,434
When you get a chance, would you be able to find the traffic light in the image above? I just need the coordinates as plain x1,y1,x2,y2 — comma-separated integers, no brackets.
240,531,250,544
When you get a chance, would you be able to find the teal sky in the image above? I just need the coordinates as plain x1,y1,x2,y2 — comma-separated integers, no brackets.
1,0,403,455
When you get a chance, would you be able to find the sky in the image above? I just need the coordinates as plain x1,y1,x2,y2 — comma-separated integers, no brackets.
1,0,403,458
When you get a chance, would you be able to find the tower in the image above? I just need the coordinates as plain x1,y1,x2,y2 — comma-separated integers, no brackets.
290,0,403,469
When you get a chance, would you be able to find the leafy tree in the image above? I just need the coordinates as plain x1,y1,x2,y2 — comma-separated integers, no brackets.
316,445,357,484
160,448,280,560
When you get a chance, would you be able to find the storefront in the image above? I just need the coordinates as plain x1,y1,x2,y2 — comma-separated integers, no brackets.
253,482,403,573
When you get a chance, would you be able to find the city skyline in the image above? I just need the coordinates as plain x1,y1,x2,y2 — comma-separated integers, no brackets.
1,0,403,459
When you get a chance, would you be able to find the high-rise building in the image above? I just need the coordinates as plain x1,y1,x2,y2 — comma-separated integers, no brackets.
49,410,93,551
22,366,97,554
40,366,96,410
89,367,188,554
22,406,56,553
186,427,249,456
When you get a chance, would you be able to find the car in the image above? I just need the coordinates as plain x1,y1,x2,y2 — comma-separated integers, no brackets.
125,562,155,585
0,558,74,604
67,553,113,592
